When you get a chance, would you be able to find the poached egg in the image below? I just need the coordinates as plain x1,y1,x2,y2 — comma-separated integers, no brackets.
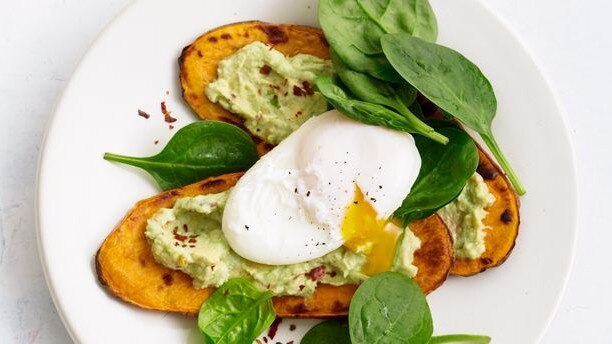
222,110,421,274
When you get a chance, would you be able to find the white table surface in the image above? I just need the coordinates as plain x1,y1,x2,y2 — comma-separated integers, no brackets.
0,0,609,343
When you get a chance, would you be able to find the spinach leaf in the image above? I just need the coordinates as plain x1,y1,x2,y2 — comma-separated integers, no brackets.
331,48,417,112
381,33,525,194
315,75,448,144
197,278,276,344
349,271,433,344
301,320,351,344
319,0,437,82
429,334,491,343
394,126,478,224
103,121,258,191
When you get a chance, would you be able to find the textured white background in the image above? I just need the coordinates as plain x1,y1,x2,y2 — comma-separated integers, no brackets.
0,0,609,342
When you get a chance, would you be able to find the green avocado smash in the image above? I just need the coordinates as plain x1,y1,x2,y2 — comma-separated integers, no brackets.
205,41,334,144
437,173,496,259
146,189,421,297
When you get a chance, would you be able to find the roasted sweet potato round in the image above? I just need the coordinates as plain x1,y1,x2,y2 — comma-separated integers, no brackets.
450,146,521,276
179,21,330,155
96,174,453,317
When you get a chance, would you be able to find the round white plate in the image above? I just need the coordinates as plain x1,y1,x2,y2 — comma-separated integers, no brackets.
37,0,577,343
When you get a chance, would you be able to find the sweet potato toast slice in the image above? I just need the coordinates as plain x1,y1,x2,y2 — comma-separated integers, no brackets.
96,174,453,317
179,21,330,155
450,147,521,276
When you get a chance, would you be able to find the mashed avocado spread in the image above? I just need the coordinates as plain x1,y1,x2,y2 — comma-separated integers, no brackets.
146,189,421,297
205,41,333,144
437,173,496,259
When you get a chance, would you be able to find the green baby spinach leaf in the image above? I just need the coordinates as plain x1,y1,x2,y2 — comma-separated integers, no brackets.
429,334,492,344
394,126,478,225
197,278,276,344
381,33,525,194
319,0,437,82
104,121,258,191
331,48,417,112
301,320,351,344
315,75,448,144
349,271,433,344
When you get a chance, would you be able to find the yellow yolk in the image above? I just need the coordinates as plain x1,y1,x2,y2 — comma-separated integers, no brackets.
341,186,403,276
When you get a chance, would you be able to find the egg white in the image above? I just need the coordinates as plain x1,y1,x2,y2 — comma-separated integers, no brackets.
222,110,421,265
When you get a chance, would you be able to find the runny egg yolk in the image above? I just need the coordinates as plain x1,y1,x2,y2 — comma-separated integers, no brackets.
341,185,403,276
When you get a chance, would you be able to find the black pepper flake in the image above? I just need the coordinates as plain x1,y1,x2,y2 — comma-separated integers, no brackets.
379,185,383,189
353,201,358,205
289,324,296,331
154,140,159,145
245,225,250,230
306,191,311,197
370,198,377,202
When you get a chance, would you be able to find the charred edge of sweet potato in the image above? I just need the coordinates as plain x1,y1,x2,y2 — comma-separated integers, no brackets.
411,215,454,294
95,248,108,287
95,173,453,318
450,145,521,276
178,21,328,157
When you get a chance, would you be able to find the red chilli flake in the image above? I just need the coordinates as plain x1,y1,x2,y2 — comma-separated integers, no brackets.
267,318,282,339
301,81,314,96
307,266,326,281
260,65,272,75
293,85,304,97
172,228,188,242
161,101,177,123
137,109,150,119
258,25,289,44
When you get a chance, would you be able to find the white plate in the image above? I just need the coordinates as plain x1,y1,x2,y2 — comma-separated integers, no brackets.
37,0,577,343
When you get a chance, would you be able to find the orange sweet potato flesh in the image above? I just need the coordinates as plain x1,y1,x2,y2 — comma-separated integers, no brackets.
450,146,521,276
96,174,453,317
179,21,330,155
